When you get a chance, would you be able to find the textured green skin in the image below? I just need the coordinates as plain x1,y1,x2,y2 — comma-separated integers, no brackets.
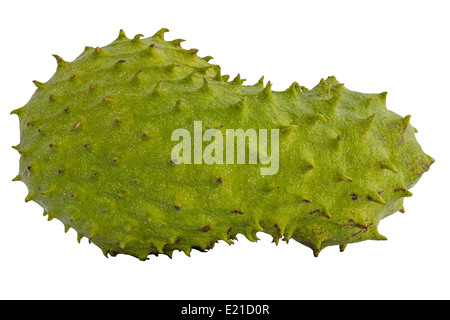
12,29,434,260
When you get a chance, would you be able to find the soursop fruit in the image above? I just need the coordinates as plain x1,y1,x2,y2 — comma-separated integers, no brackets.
11,28,434,260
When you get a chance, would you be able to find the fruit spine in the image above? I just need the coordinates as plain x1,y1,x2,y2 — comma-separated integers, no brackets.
11,28,434,260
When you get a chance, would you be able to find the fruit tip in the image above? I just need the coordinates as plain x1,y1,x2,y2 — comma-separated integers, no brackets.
133,33,144,41
116,29,127,40
10,107,25,116
32,80,45,89
52,54,67,67
153,27,169,40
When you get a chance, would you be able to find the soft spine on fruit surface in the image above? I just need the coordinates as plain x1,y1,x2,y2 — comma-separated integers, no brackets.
11,28,434,260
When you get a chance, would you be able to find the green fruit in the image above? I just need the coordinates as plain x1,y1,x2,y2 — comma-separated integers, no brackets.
11,28,434,260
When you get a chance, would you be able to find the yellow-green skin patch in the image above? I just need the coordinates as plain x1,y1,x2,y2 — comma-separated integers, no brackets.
12,28,434,260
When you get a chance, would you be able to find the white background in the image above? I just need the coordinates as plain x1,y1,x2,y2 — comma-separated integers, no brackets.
1,0,449,300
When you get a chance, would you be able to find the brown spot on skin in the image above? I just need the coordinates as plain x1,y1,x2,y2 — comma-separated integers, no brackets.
217,177,223,184
70,74,76,79
64,107,69,113
174,205,182,211
74,122,82,128
142,132,148,138
417,159,434,178
394,188,406,192
377,190,384,195
110,251,119,257
309,209,320,215
198,225,211,232
303,199,311,203
350,193,359,201
117,59,126,64
351,223,373,237
233,209,244,215
89,84,96,91
399,208,405,213
274,224,282,238
103,96,112,102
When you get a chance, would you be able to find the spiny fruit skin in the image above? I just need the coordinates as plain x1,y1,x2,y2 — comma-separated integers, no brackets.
12,28,434,260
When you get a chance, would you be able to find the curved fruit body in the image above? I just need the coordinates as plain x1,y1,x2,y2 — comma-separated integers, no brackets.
12,28,434,260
